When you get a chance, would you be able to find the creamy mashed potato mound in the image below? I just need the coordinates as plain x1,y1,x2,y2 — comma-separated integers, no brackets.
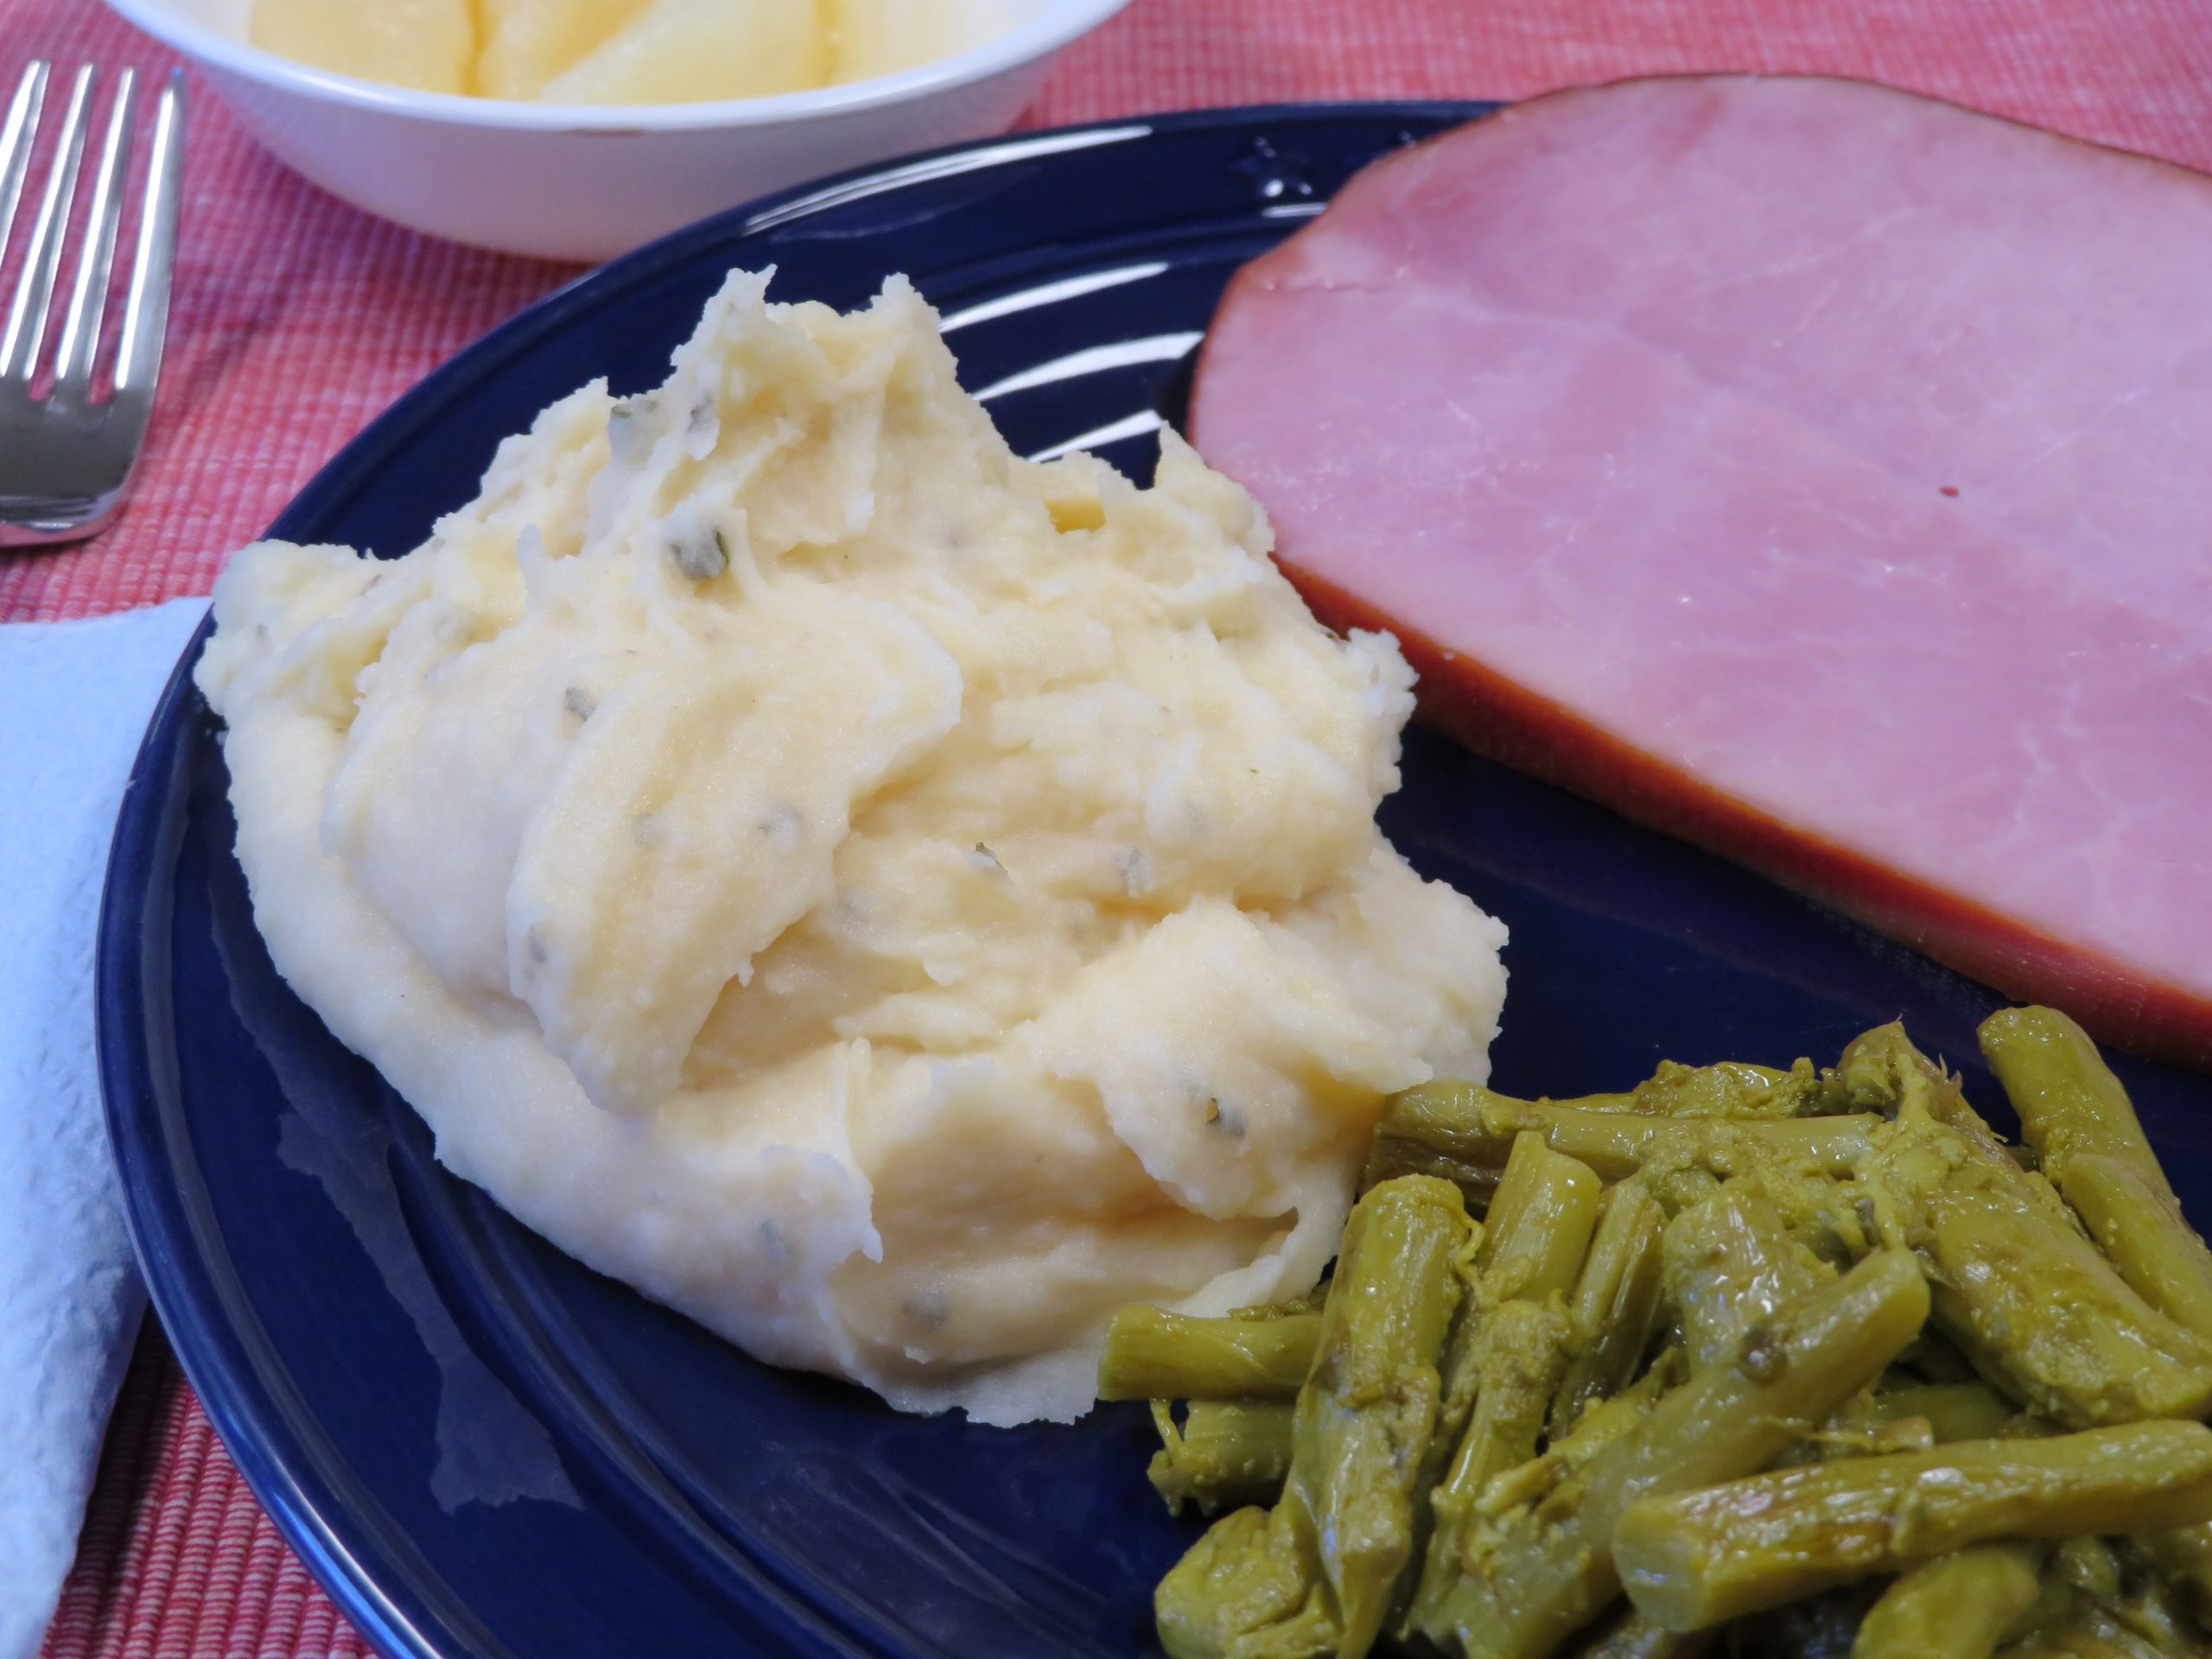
196,272,1508,1423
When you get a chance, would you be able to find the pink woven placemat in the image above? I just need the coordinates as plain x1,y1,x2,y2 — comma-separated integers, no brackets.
13,0,2212,1651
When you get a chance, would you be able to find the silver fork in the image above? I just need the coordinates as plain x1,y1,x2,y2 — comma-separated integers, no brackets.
0,61,185,548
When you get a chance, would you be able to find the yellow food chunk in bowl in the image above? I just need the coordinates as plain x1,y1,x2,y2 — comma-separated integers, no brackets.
251,0,475,95
539,0,831,104
477,0,645,100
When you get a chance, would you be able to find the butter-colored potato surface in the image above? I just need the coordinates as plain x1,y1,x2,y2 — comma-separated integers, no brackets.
477,0,644,99
539,0,830,103
251,0,474,94
253,0,1007,102
829,0,994,82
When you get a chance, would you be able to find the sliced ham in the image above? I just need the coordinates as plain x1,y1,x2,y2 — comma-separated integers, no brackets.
1190,74,2212,1068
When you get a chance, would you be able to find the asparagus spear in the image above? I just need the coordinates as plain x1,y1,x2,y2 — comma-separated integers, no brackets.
1988,1549,2196,1659
1155,1176,1471,1659
1857,1109,2212,1427
1850,1543,2044,1659
1888,1332,1985,1388
1151,1401,1297,1516
1480,1131,1604,1300
1838,1024,2082,1235
1781,1380,2024,1471
2050,1537,2124,1605
1623,1056,1840,1120
1415,1309,1574,1592
1993,1618,2171,1659
1613,1421,2212,1632
1579,1608,1713,1659
1474,1354,1682,1521
1420,1134,1592,1510
1363,1135,1503,1205
1414,1249,1930,1659
1428,1301,1577,1552
1440,1057,1841,1123
1155,1505,1338,1659
2139,1523,2212,1630
1411,1135,1598,1632
1551,1184,1668,1436
1981,1006,2171,1185
2097,1539,2207,1655
1826,1382,2018,1448
2063,1155,2212,1338
1367,1084,1878,1191
1660,1180,1834,1371
1099,1307,1323,1402
1919,1196,2212,1426
1980,1006,2212,1344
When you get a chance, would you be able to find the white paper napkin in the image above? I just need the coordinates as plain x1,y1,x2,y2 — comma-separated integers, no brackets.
0,597,208,1659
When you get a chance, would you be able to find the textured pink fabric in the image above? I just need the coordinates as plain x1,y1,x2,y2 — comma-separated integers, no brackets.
15,0,2212,1650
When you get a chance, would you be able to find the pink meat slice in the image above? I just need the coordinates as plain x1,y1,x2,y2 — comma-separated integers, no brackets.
1190,74,2212,1066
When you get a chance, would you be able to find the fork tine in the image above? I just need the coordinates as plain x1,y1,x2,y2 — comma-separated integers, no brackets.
112,70,182,402
0,64,93,385
52,68,136,392
0,62,51,267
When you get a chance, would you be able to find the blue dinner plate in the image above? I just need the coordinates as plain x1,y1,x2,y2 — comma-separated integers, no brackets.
99,102,2212,1659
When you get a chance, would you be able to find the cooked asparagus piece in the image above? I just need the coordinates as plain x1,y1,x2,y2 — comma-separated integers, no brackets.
1660,1180,1834,1371
1850,1543,2044,1659
1380,1061,1831,1127
2050,1537,2124,1605
1151,1401,1297,1516
1551,1184,1668,1436
1156,1505,1338,1659
1155,1176,1471,1659
1838,1024,2082,1233
1783,1381,2022,1470
1099,1307,1323,1402
1980,1006,2212,1344
1414,1249,1929,1659
1477,1355,1683,1521
1613,1421,2212,1633
1993,1620,2170,1659
2096,1540,2206,1655
2063,1154,2212,1337
1622,1056,1842,1119
1857,1107,2212,1427
1420,1134,1591,1506
1427,1301,1577,1559
1368,1084,1879,1191
1917,1195,2212,1427
1456,1057,1842,1122
1480,1131,1604,1300
2139,1523,2212,1630
1981,1006,2171,1185
1363,1135,1503,1205
1887,1332,1984,1387
1991,1580,2195,1659
1579,1607,1713,1659
1827,1382,2018,1448
1412,1135,1597,1631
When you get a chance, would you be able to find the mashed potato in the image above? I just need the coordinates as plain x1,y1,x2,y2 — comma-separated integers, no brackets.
195,271,1508,1423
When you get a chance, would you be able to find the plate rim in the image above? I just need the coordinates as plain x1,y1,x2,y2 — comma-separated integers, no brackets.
94,97,1491,1659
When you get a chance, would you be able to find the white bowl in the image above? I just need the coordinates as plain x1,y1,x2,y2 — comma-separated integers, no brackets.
103,0,1130,262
